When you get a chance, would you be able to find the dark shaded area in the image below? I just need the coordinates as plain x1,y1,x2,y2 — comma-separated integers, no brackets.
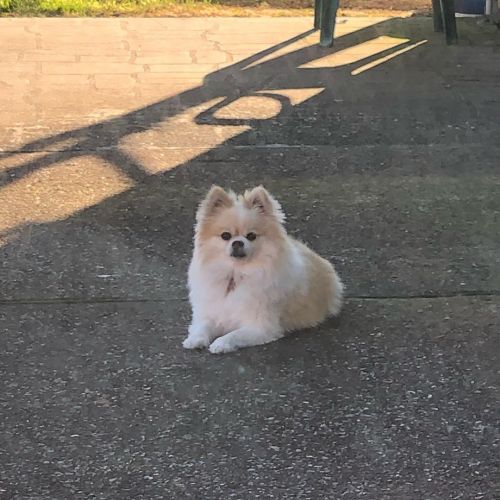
1,17,499,499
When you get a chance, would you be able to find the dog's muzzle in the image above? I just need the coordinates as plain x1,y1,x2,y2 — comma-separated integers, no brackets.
231,240,246,258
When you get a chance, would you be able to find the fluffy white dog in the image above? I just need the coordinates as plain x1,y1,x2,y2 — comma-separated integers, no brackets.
183,186,343,354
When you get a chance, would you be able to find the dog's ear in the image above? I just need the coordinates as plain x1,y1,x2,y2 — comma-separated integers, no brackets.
244,186,285,223
196,185,234,224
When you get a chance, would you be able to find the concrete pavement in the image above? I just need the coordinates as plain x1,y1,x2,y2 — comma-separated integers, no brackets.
1,16,499,499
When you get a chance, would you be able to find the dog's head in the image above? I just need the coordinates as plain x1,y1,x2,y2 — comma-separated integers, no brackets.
194,185,286,265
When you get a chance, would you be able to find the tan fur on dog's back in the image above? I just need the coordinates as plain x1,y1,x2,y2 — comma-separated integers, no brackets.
281,240,343,332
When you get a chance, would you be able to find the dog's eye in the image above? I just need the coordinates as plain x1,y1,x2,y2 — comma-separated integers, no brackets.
221,232,232,241
246,232,257,241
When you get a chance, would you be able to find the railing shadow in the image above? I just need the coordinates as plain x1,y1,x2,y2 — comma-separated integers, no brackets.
0,18,428,190
2,16,487,299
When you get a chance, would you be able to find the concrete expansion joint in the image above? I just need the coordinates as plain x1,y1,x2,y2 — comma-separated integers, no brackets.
1,291,499,306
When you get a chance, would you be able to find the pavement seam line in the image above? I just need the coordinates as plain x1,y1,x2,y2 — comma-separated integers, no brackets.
1,291,499,306
3,143,500,155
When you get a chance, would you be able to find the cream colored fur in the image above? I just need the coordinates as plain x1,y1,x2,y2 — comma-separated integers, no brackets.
183,185,343,354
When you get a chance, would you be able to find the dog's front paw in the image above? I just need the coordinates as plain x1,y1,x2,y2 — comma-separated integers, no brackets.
209,336,237,354
182,335,210,350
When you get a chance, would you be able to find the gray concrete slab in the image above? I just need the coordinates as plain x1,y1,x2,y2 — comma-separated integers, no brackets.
1,144,500,300
1,15,500,500
1,297,499,498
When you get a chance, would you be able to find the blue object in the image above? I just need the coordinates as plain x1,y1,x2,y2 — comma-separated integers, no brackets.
454,0,486,14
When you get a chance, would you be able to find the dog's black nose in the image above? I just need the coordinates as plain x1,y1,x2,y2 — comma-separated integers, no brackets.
231,240,246,258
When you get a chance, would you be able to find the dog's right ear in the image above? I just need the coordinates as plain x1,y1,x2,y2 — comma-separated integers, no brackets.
196,185,234,225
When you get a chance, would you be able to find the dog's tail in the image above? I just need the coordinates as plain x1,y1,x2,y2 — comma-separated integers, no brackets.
329,271,344,317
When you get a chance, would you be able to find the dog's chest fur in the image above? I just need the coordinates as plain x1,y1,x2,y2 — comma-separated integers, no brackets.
195,266,272,329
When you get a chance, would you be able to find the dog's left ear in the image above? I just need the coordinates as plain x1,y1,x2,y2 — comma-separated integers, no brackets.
245,186,285,223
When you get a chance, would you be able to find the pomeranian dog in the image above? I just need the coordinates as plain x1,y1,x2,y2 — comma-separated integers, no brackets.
183,185,343,354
